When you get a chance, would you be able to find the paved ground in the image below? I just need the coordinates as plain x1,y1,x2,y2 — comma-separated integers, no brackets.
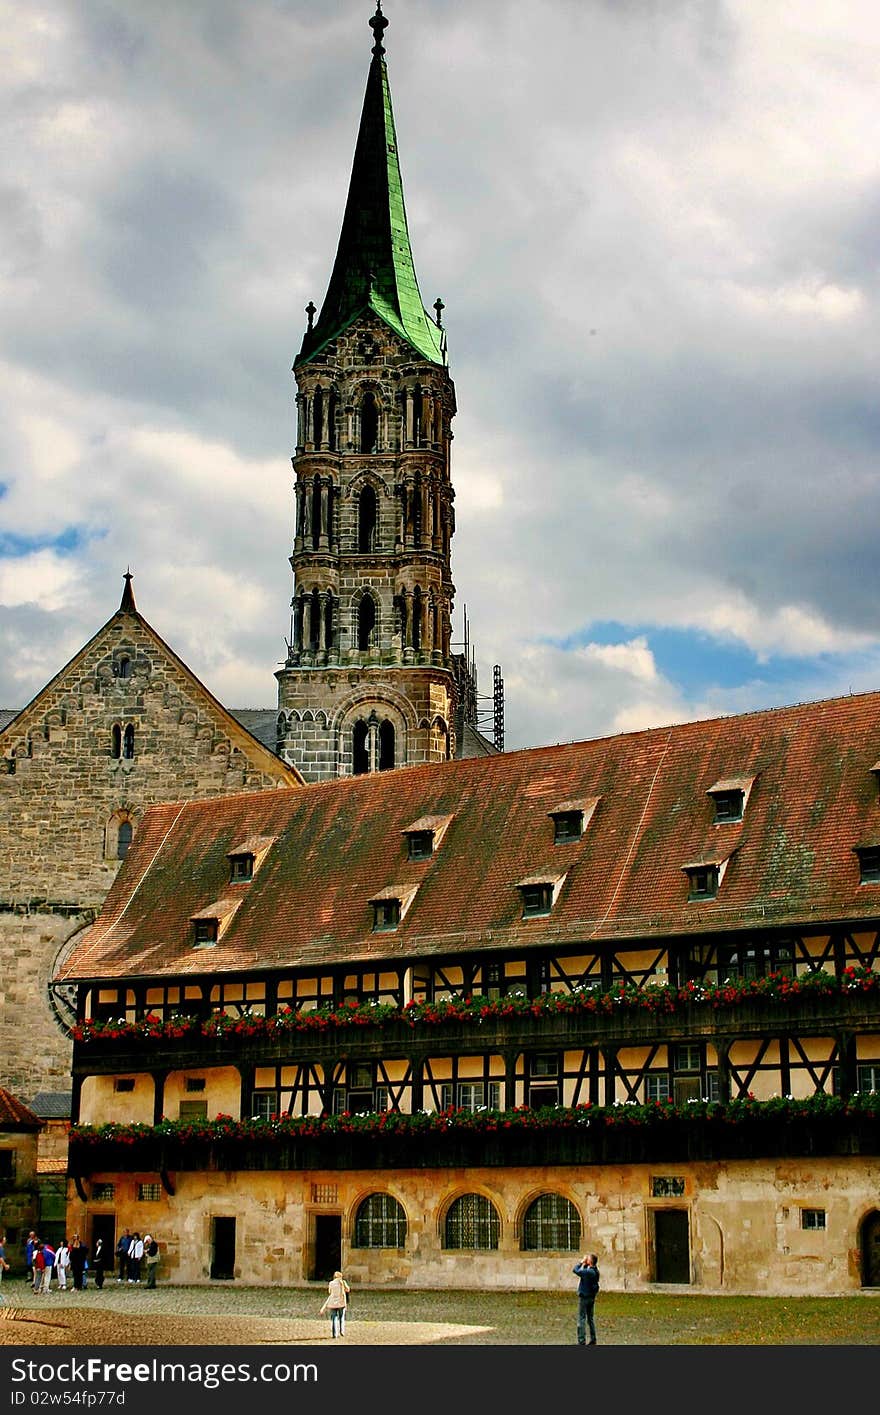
2,1279,879,1346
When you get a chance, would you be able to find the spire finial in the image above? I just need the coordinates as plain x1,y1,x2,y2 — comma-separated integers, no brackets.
305,301,316,331
120,568,136,613
369,2,388,58
434,297,445,327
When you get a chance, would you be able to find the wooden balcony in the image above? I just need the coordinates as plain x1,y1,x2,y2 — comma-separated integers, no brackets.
68,1106,880,1179
72,989,880,1079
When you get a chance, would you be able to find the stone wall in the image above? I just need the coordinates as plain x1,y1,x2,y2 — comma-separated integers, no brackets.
62,1156,880,1295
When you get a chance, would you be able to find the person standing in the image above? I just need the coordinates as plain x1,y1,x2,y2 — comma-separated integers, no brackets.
0,1232,10,1303
69,1233,87,1291
319,1270,350,1338
55,1240,70,1291
115,1228,131,1283
41,1241,56,1293
573,1253,600,1346
128,1232,144,1283
32,1242,46,1294
144,1235,160,1288
24,1232,36,1285
92,1237,106,1289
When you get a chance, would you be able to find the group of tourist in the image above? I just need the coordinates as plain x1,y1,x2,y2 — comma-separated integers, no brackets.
114,1228,161,1286
15,1229,160,1291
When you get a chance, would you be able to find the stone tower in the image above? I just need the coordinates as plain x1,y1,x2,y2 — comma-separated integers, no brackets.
275,4,460,782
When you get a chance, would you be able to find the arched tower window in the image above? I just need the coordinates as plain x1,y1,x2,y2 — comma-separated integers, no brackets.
117,656,131,680
311,476,321,549
327,389,337,450
358,486,378,552
412,587,422,651
360,391,379,453
117,820,133,860
122,724,135,760
352,720,370,776
310,588,321,651
357,595,376,651
313,388,324,447
111,724,122,759
378,720,395,771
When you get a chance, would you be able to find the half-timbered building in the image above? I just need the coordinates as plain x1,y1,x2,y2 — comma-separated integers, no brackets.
57,689,880,1293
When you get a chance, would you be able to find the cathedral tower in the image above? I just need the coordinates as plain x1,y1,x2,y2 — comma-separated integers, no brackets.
276,5,461,781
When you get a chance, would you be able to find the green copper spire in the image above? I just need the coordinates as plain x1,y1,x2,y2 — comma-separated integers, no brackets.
296,5,444,367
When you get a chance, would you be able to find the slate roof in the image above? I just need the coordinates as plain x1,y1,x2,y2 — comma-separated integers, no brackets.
228,710,277,754
56,689,880,985
28,1093,72,1119
0,1088,43,1131
0,709,19,731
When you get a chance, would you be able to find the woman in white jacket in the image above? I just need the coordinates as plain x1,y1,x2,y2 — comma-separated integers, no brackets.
55,1241,70,1291
319,1271,350,1338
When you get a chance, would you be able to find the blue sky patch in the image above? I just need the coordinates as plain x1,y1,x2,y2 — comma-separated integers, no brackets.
0,526,89,558
551,621,848,697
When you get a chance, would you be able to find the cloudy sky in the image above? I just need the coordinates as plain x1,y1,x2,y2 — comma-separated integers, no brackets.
3,0,880,752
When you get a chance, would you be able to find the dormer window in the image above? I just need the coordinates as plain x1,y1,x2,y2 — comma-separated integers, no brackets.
226,835,274,884
682,851,734,901
687,866,718,900
707,776,755,824
407,832,433,860
548,796,600,845
516,873,565,919
369,883,418,933
712,790,743,823
193,919,219,946
855,844,880,884
402,814,453,860
372,898,401,932
191,897,241,947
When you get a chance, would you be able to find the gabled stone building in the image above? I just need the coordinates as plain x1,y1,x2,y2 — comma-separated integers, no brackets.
0,575,300,1099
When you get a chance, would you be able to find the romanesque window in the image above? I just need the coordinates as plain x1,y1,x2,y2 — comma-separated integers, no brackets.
358,485,378,551
111,724,122,759
117,821,133,860
378,719,395,771
122,724,135,760
521,1194,581,1251
357,595,376,651
116,656,132,680
360,391,378,453
353,720,370,775
353,1194,408,1249
443,1194,500,1250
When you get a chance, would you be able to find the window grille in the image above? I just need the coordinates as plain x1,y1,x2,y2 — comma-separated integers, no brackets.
353,1193,408,1248
137,1183,161,1201
522,1193,581,1251
444,1193,500,1250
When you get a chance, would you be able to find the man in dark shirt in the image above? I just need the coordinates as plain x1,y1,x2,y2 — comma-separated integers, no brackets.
573,1253,600,1345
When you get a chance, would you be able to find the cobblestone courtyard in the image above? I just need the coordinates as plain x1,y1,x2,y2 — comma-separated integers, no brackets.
2,1280,879,1346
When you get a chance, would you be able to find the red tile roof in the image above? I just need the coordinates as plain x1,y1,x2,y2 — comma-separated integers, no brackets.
56,689,880,983
0,1089,43,1131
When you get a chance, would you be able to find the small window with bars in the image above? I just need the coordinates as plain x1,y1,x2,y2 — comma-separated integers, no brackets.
137,1183,161,1202
91,1182,116,1201
114,1078,135,1093
185,1077,206,1092
651,1176,685,1198
801,1208,826,1230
